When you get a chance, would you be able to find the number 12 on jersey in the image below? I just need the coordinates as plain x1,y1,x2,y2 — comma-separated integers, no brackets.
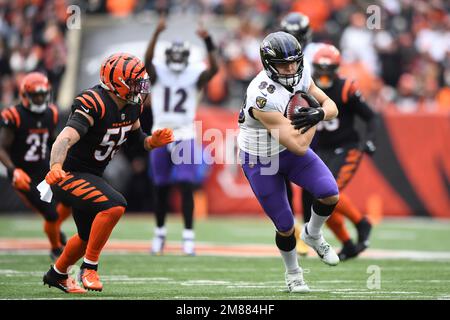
164,87,187,113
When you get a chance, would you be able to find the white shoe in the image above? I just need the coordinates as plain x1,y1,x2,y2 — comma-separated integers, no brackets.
182,229,195,256
301,223,339,266
151,227,166,255
285,270,310,293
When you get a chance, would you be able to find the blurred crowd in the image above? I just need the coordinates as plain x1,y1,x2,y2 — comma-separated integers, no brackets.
0,0,449,111
0,0,68,108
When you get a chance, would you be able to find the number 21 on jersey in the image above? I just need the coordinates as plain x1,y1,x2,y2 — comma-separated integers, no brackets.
25,132,49,162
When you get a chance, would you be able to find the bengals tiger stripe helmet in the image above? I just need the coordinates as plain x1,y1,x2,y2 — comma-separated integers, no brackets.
20,72,51,114
312,44,341,89
100,53,150,105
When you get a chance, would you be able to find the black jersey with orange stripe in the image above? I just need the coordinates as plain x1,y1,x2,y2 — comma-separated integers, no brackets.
315,77,376,149
64,85,142,176
0,103,58,178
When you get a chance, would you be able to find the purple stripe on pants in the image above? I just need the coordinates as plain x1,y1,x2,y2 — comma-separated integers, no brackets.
241,148,338,232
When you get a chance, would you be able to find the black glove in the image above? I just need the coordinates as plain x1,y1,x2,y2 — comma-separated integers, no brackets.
291,107,325,133
300,92,321,109
363,140,376,155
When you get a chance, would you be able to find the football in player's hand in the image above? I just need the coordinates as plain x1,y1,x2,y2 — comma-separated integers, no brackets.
288,91,324,133
287,91,311,120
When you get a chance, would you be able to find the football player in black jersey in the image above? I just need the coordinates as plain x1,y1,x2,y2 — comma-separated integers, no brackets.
0,72,70,261
292,44,377,260
42,53,174,293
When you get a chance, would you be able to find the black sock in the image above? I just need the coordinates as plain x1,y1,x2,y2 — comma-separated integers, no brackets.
154,185,171,228
81,262,98,271
275,231,296,252
179,182,194,230
50,266,68,280
312,200,337,217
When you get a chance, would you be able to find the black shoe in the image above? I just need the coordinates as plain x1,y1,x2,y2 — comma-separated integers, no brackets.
338,240,359,261
43,266,86,294
356,217,372,250
50,247,63,261
60,231,67,246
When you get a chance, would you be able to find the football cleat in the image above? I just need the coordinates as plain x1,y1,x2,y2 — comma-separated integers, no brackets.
294,223,309,256
151,227,166,255
50,247,63,261
285,270,310,293
356,217,372,250
151,236,165,255
301,223,339,266
79,268,103,292
182,229,195,256
338,239,360,261
43,268,86,294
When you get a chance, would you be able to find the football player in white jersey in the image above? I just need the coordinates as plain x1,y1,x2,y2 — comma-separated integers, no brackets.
281,12,373,261
145,16,218,255
238,31,340,293
279,12,318,256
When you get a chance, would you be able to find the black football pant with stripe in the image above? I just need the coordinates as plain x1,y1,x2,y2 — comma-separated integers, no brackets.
51,172,127,241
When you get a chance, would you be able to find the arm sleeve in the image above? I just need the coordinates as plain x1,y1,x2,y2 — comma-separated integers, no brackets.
127,127,148,147
66,111,91,138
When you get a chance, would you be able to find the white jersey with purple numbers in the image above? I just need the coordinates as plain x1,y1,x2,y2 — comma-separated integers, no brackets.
151,62,206,141
238,64,312,157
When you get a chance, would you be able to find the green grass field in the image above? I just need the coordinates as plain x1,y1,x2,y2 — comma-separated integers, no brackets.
0,214,449,300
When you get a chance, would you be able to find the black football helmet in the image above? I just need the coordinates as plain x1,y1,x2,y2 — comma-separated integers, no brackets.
260,31,304,88
280,12,312,48
165,41,190,72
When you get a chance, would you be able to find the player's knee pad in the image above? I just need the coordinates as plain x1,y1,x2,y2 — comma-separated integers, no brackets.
313,200,338,217
275,230,296,251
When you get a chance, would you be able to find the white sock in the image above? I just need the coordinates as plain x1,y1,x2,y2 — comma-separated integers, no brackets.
53,265,68,275
83,258,98,265
182,229,195,240
155,227,167,237
279,248,301,274
307,206,329,237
